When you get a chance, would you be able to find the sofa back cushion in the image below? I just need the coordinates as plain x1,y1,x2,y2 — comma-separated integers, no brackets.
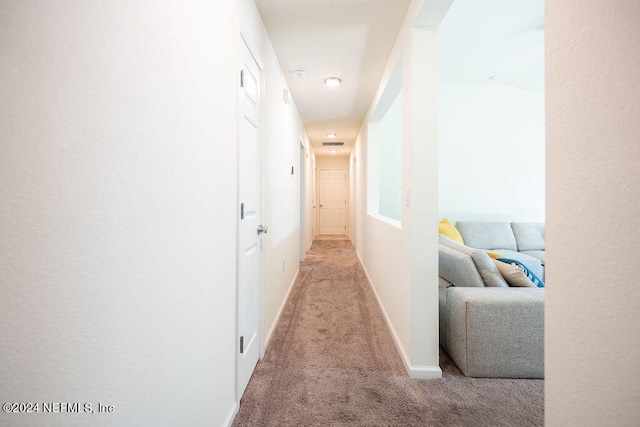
439,244,485,287
511,222,545,251
455,221,517,251
439,235,508,287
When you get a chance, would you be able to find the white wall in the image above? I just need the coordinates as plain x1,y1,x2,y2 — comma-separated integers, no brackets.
239,0,310,348
0,1,239,426
316,155,350,170
437,0,545,224
349,151,358,244
546,1,640,425
439,83,545,222
353,0,441,378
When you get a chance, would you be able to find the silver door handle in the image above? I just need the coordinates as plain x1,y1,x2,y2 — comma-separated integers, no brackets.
257,225,268,235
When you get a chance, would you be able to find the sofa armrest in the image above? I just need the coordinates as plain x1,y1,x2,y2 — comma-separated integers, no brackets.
443,287,544,378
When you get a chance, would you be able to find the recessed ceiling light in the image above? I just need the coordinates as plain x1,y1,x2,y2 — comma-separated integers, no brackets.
293,69,307,78
329,149,338,154
327,133,336,138
324,77,342,87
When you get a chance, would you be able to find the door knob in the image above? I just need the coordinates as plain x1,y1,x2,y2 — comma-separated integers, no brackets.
257,225,268,235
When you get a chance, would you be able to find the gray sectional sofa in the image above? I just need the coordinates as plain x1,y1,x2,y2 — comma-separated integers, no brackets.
439,221,545,379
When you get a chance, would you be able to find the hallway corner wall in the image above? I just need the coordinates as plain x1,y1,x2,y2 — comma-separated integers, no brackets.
353,0,441,378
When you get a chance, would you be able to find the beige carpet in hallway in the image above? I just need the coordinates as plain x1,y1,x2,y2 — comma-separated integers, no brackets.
233,239,543,426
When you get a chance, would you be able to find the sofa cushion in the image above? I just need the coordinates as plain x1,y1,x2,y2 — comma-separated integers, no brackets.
511,222,545,251
493,259,538,287
439,244,485,287
439,277,453,288
488,249,544,279
439,235,508,287
438,217,464,244
521,250,545,265
456,221,518,251
497,258,545,287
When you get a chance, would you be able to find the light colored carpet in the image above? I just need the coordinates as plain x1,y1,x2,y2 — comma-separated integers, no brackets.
233,239,543,426
314,234,351,240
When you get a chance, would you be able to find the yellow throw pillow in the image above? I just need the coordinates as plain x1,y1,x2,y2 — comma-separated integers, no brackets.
486,251,502,259
438,218,464,244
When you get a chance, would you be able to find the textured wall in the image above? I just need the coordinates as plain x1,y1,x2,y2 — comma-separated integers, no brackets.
546,1,640,425
0,1,239,425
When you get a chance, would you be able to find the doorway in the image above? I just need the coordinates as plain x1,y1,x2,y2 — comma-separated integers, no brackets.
318,169,347,235
237,34,263,399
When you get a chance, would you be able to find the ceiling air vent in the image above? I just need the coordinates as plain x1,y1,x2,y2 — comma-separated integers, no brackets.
322,142,344,147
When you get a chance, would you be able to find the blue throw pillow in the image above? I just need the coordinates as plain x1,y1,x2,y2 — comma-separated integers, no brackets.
496,258,545,288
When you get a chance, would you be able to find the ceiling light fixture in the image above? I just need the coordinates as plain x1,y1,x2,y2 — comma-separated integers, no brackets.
329,149,338,154
327,133,336,138
324,77,342,87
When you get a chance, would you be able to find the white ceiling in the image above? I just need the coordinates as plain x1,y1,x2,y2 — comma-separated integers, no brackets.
255,0,543,157
255,0,412,157
439,0,544,92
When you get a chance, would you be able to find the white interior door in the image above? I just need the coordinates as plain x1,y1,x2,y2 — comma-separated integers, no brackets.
318,169,346,235
237,36,262,399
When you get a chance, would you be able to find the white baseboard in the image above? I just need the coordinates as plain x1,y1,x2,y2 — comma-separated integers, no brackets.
356,251,412,375
356,250,442,380
222,401,238,427
410,365,442,379
264,268,300,348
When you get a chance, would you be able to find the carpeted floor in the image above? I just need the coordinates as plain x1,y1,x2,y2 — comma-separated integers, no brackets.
233,238,543,426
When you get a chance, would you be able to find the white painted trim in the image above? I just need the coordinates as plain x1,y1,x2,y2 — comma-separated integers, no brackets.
410,365,442,379
264,268,300,347
356,250,442,379
222,402,238,427
368,213,402,230
240,25,264,70
299,133,309,152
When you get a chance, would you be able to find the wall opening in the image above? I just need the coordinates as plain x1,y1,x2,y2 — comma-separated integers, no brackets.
367,58,403,225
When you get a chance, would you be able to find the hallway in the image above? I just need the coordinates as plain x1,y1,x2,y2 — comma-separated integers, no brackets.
233,239,543,426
